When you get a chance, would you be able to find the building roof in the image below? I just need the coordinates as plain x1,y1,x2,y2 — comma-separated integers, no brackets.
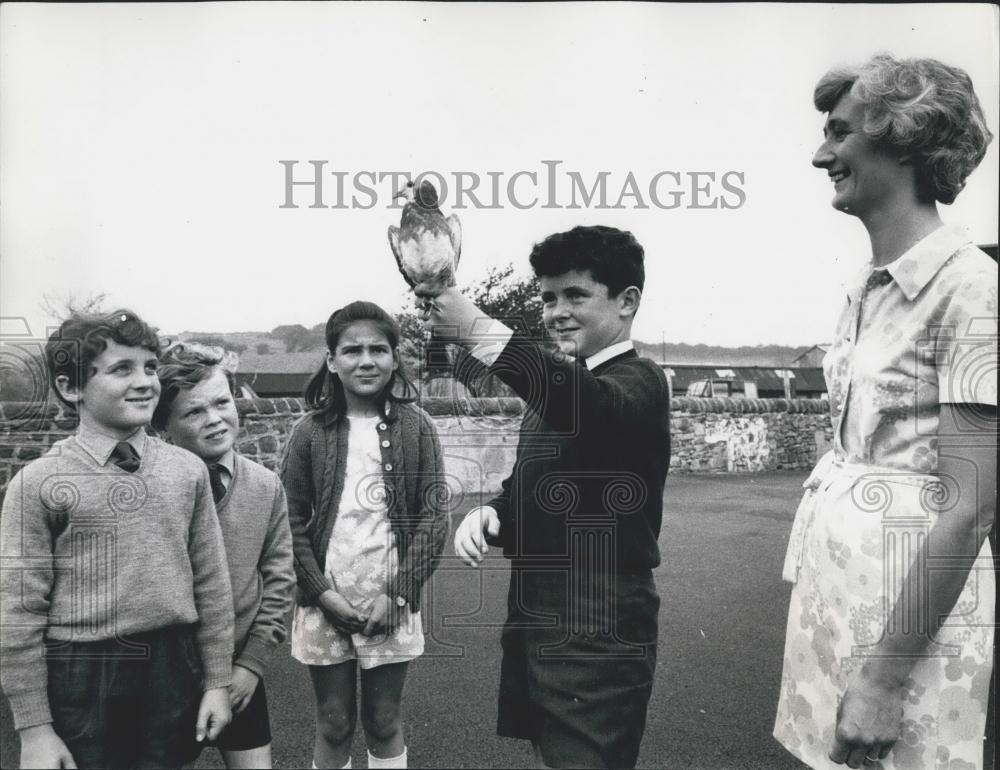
791,344,831,363
236,351,324,374
661,364,826,392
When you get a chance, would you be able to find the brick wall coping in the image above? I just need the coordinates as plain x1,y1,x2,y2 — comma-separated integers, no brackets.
0,395,829,429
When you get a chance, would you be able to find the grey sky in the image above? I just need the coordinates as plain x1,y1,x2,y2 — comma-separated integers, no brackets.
1,3,997,346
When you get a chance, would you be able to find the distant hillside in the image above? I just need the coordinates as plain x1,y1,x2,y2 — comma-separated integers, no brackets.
172,331,812,371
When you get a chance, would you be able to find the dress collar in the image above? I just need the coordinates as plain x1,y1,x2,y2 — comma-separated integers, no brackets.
846,225,972,304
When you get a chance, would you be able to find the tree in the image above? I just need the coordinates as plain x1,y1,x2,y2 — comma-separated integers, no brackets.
255,342,272,355
463,263,545,340
395,263,546,394
271,324,321,353
40,292,110,319
186,334,247,354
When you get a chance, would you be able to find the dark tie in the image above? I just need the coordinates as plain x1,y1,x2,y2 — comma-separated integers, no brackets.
111,441,140,473
207,464,227,504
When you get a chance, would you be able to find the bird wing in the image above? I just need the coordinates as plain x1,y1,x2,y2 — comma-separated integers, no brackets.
446,213,462,272
387,225,416,288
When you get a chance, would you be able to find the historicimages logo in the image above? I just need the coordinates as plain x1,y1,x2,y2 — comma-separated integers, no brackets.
278,160,747,211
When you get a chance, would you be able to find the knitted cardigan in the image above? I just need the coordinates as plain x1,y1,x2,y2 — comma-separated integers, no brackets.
280,401,448,611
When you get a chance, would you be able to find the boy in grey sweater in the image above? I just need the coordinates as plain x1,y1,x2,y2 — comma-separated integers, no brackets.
0,310,234,769
153,341,294,769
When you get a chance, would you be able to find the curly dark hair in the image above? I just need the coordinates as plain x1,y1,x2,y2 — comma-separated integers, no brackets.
45,309,160,408
814,54,993,204
528,225,645,296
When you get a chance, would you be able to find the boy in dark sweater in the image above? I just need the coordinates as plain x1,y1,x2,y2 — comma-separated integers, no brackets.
152,342,294,769
0,310,234,769
419,226,671,769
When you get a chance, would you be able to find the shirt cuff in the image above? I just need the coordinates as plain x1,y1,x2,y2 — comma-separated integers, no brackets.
468,320,514,368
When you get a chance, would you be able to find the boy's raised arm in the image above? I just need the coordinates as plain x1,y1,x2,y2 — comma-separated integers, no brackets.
421,287,665,432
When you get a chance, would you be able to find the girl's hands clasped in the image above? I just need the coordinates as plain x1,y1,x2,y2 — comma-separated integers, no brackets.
318,589,368,634
362,594,405,637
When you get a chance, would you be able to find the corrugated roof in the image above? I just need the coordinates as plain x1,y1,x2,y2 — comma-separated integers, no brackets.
663,365,826,392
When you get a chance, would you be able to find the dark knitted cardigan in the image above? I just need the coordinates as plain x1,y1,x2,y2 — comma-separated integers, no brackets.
280,400,448,611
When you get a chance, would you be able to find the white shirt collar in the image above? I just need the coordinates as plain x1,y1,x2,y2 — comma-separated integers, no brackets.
76,424,147,466
585,340,634,371
213,449,235,476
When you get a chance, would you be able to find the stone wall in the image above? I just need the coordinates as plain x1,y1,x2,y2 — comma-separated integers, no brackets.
0,396,832,501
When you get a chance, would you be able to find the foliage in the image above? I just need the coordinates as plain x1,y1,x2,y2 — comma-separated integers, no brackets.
462,264,544,340
187,334,247,354
271,323,323,353
393,263,544,393
255,342,272,355
40,292,110,320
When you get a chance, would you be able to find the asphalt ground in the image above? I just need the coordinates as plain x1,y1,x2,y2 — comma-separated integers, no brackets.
2,472,994,769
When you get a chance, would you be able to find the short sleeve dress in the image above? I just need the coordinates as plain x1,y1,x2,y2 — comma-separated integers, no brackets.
774,226,997,770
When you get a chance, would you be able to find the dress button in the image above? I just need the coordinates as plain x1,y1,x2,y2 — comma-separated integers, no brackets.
384,463,393,471
379,423,387,431
381,440,390,448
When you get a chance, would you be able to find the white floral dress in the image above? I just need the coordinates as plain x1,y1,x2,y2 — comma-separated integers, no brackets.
774,227,997,770
291,416,424,669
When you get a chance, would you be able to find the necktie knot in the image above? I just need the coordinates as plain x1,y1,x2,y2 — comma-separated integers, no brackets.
111,441,140,473
208,464,227,504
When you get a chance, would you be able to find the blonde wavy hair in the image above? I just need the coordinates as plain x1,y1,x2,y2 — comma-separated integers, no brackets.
814,54,993,204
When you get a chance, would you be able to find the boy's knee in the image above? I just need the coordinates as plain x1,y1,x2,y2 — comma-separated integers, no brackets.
361,702,401,741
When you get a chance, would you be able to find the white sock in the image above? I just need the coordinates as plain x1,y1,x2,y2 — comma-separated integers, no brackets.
312,759,352,769
367,746,407,768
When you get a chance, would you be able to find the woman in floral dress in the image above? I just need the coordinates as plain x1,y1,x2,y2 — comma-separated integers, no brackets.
774,55,997,770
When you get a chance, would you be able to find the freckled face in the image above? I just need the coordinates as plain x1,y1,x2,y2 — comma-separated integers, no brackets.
327,321,398,412
163,369,239,463
540,270,630,359
72,341,160,438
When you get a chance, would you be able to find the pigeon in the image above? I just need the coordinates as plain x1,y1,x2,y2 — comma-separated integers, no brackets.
387,180,462,297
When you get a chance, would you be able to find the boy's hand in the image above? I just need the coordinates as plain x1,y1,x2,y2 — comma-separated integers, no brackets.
454,506,501,566
229,665,260,714
318,589,369,634
361,594,403,637
18,724,77,769
195,687,232,743
413,286,485,345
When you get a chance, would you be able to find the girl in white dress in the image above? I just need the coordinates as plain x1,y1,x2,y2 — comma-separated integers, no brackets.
282,301,448,769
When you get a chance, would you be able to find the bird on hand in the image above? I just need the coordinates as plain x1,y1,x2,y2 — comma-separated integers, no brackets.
387,180,462,307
